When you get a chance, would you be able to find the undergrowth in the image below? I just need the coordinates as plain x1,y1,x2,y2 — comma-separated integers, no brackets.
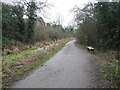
100,59,120,88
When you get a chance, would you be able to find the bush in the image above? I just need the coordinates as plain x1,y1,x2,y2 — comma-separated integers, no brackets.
32,26,49,42
32,24,73,43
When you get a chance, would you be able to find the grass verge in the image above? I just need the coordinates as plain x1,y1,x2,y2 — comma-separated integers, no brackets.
74,41,86,49
91,50,120,88
3,49,36,66
99,57,120,88
93,57,120,88
74,41,120,88
2,39,70,88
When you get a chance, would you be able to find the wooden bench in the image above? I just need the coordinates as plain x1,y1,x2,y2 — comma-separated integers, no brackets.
87,46,95,53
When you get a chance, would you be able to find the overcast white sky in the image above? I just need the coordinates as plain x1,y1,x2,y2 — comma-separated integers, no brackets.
3,0,97,27
44,0,96,27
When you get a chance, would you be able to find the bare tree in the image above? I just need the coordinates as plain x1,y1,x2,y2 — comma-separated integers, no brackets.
52,13,64,25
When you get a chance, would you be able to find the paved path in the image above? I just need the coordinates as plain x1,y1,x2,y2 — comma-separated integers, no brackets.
12,40,94,88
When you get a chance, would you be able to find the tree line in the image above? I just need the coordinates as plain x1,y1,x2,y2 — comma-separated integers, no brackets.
2,1,73,49
74,2,120,58
2,1,37,43
73,2,120,87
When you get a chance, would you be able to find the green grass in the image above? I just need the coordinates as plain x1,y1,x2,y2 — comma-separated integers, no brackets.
74,41,86,49
74,41,120,87
16,41,68,73
100,52,113,61
3,40,69,87
91,50,120,88
100,59,120,88
2,47,45,66
3,49,36,65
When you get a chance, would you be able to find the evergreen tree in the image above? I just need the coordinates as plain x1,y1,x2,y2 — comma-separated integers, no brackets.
25,2,37,42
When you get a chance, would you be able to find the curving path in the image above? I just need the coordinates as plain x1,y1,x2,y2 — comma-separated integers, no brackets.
12,40,95,88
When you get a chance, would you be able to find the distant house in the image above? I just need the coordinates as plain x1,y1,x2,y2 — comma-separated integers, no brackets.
35,17,45,28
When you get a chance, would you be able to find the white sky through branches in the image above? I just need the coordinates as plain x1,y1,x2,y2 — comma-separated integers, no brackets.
2,0,96,27
45,0,96,27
